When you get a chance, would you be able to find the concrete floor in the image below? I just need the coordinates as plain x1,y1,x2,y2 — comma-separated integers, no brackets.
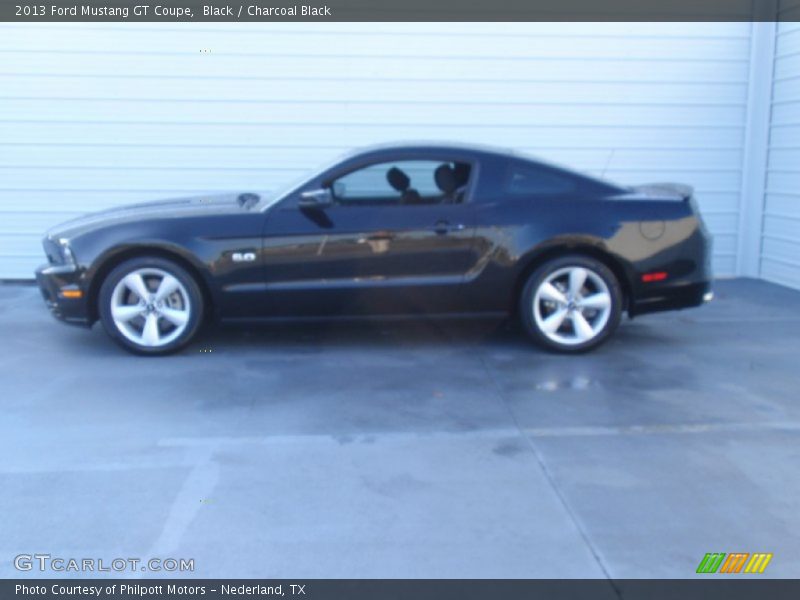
0,278,798,579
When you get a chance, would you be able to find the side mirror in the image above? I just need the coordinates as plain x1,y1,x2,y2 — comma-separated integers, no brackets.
298,188,333,209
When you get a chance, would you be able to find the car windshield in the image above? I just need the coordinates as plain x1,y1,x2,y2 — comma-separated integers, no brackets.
257,150,354,210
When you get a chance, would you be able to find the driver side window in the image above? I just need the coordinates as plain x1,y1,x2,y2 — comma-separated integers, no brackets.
330,160,471,206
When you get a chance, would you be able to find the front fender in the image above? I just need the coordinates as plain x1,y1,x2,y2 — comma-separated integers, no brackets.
79,238,219,322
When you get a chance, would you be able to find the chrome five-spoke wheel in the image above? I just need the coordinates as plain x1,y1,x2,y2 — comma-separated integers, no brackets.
111,268,190,347
99,257,204,355
533,266,611,346
521,255,622,353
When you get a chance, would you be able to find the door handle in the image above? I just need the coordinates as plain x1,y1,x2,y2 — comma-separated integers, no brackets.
432,221,466,235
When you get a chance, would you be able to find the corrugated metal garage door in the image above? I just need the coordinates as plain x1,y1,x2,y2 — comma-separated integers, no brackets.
763,13,800,289
0,22,752,279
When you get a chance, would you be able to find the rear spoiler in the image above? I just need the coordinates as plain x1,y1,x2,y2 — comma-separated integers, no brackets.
632,183,694,202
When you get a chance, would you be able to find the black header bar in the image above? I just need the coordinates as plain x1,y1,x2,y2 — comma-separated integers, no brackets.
0,0,793,22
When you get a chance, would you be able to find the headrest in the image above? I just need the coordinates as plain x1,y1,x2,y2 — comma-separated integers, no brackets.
386,167,410,192
434,164,458,194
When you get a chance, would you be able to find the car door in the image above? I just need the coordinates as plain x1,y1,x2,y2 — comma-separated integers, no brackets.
259,158,480,316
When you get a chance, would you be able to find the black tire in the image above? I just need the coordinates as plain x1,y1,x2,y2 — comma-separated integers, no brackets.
519,254,623,353
98,256,204,355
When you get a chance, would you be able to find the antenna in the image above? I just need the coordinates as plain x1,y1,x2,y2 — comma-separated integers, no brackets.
601,149,616,179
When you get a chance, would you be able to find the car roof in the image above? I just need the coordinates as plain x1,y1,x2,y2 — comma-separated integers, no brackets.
338,142,626,193
350,141,517,159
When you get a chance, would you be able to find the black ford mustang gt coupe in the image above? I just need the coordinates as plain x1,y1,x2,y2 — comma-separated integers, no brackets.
36,143,713,355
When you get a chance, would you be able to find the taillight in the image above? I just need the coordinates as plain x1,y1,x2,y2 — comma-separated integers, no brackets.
642,271,668,283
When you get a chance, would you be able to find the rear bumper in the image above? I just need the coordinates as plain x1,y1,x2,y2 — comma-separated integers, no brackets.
35,264,92,327
630,280,713,317
629,210,713,317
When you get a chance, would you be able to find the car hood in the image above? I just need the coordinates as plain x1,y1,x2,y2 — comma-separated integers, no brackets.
47,192,266,239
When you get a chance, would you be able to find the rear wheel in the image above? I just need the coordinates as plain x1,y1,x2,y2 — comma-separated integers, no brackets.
98,257,204,355
520,255,622,353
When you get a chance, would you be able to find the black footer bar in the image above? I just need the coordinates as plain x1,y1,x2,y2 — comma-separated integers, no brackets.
5,579,800,600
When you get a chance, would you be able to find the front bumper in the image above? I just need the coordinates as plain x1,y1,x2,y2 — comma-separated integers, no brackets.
35,264,92,327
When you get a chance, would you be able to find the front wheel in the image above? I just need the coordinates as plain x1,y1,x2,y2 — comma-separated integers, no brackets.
98,257,204,355
520,255,623,353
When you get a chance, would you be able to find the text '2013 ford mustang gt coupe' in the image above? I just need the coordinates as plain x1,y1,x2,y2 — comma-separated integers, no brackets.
36,143,713,355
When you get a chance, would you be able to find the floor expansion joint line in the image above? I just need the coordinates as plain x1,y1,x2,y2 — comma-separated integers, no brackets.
477,354,622,599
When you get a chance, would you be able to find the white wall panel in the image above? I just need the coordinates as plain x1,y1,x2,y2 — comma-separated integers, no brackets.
762,14,800,289
0,22,753,278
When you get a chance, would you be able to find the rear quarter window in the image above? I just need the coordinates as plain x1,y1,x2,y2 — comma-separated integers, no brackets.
504,163,576,196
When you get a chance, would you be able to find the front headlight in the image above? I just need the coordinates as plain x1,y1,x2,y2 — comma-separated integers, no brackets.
57,238,76,265
43,237,77,267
